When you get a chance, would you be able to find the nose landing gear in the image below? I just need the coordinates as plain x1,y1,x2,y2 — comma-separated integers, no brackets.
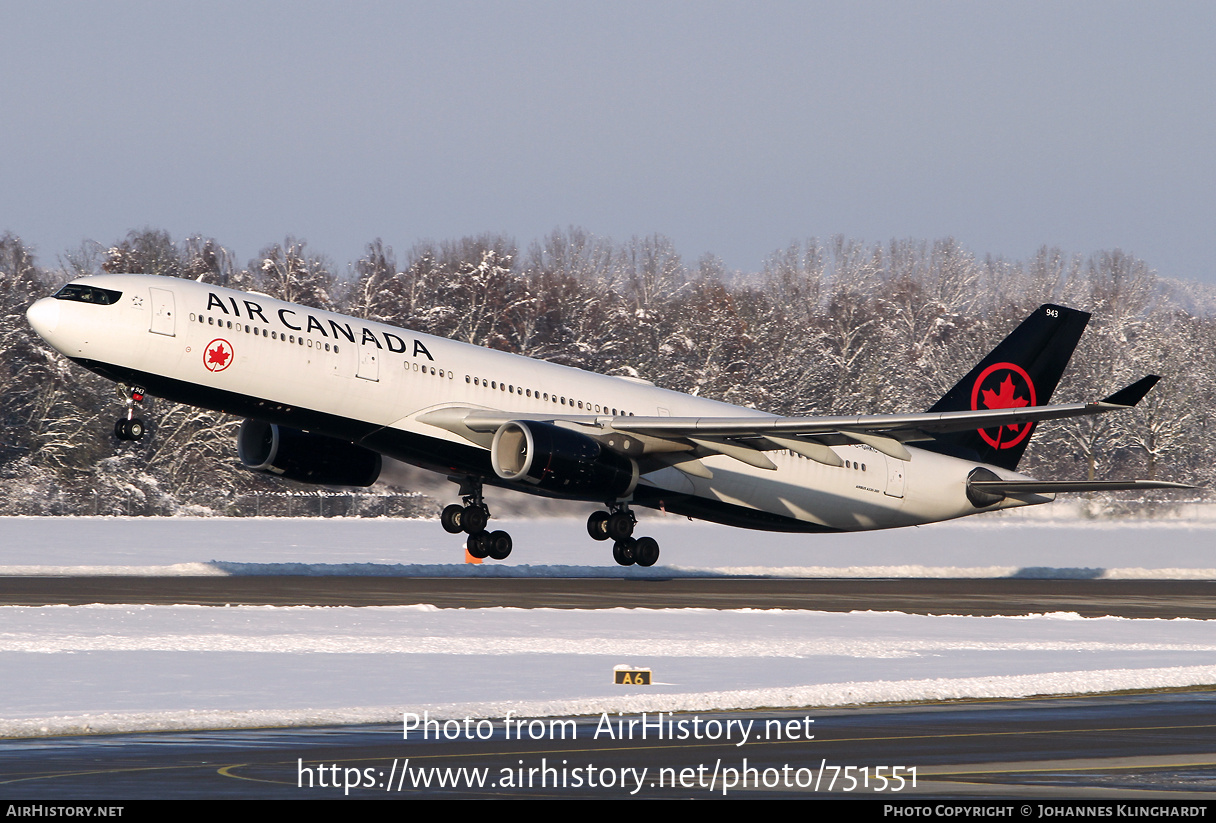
114,387,147,441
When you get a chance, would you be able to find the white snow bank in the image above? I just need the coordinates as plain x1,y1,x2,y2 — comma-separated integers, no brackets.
2,515,1215,578
2,605,1214,737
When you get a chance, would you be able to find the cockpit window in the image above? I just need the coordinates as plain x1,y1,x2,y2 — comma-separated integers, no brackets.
53,284,123,305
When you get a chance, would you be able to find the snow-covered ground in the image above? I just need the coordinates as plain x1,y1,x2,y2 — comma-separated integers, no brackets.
4,503,1215,578
1,507,1214,737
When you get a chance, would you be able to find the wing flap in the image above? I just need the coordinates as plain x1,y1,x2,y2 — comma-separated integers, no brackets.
687,436,778,470
761,435,844,467
649,452,714,479
838,430,913,461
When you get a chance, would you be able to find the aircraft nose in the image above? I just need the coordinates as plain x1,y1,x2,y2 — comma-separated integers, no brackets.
26,297,60,339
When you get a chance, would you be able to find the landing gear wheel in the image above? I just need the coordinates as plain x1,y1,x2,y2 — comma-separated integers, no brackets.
462,505,489,534
486,530,513,560
634,536,660,567
466,531,490,559
441,504,465,534
587,511,610,541
612,538,637,566
114,418,146,441
450,477,496,558
606,511,635,541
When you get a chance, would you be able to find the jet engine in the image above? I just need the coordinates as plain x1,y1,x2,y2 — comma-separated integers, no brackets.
237,419,382,486
491,420,637,498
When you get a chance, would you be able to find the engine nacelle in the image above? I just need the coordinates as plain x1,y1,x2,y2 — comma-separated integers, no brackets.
491,420,638,498
237,419,382,487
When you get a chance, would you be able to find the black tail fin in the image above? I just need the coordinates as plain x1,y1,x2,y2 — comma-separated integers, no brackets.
921,304,1090,471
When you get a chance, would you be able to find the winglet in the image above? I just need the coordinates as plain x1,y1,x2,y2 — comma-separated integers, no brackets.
1101,375,1160,407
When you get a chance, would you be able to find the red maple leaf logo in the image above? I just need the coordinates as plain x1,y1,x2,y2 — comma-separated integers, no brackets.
970,362,1037,450
980,374,1029,432
203,339,233,372
207,344,231,367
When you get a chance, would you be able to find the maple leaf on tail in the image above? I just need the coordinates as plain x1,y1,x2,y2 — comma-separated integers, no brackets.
981,374,1029,433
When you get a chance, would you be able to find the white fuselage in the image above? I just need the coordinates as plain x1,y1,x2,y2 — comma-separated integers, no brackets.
26,274,1041,533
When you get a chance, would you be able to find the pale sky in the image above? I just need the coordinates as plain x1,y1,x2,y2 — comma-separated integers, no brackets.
3,1,1214,283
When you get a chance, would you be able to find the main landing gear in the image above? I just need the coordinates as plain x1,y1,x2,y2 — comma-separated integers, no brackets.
439,481,658,568
587,505,660,567
114,387,147,441
442,477,512,561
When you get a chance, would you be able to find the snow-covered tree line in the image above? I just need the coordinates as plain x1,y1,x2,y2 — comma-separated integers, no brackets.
1,227,1211,516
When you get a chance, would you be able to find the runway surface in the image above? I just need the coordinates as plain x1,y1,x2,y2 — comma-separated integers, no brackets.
2,691,1213,798
2,576,1214,618
4,517,1214,801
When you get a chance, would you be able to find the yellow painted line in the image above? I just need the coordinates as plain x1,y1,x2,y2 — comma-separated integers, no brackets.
215,763,287,784
918,753,1216,777
0,762,219,786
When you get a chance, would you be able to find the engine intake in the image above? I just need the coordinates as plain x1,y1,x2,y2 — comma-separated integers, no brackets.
491,420,637,498
237,419,381,487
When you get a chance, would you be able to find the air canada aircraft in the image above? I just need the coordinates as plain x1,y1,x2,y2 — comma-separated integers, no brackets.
26,274,1189,566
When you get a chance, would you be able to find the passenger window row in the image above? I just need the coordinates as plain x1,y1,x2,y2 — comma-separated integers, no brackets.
192,313,339,353
463,374,632,416
194,307,639,416
406,362,450,378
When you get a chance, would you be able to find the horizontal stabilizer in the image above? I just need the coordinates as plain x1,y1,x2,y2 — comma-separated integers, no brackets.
1101,375,1160,407
969,479,1194,494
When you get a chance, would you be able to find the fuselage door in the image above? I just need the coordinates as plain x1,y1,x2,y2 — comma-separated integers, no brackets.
357,349,379,381
884,456,906,498
149,288,176,337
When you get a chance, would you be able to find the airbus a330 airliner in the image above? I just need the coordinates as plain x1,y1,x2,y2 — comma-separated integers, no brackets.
26,274,1188,566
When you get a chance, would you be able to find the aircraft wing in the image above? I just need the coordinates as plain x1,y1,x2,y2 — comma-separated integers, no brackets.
608,375,1163,444
419,377,1159,468
603,400,1119,438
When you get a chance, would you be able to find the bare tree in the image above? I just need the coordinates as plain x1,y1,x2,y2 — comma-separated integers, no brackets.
252,237,337,309
103,228,183,277
181,235,241,287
